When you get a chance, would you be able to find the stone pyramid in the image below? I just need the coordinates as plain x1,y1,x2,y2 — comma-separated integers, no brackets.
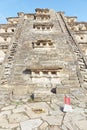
0,8,87,101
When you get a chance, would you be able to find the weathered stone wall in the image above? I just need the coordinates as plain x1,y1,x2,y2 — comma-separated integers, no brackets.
65,16,87,56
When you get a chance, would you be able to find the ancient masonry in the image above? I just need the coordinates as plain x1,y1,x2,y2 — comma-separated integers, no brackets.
0,8,87,101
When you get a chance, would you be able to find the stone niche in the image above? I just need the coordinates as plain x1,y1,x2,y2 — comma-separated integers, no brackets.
7,17,19,24
0,36,11,43
24,14,34,20
70,24,87,31
34,14,50,20
0,28,15,33
66,16,77,23
0,45,8,51
7,27,15,33
17,12,24,17
78,43,87,55
33,23,53,30
78,24,87,31
32,40,54,48
35,8,49,14
17,12,34,20
23,68,63,84
74,34,87,43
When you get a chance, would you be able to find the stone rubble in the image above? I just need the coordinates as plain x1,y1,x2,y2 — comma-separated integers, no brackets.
0,92,86,130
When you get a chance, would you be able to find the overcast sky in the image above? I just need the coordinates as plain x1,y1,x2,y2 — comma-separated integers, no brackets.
0,0,87,23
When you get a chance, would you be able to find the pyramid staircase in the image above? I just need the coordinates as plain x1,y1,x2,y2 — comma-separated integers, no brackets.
0,19,25,101
58,12,87,90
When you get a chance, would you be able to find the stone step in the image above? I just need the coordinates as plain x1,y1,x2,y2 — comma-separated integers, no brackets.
74,50,79,53
69,76,79,80
4,72,11,75
80,68,87,72
1,80,8,84
78,64,85,68
11,79,25,85
78,58,83,62
33,90,53,102
61,79,80,87
56,87,70,94
0,89,10,95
